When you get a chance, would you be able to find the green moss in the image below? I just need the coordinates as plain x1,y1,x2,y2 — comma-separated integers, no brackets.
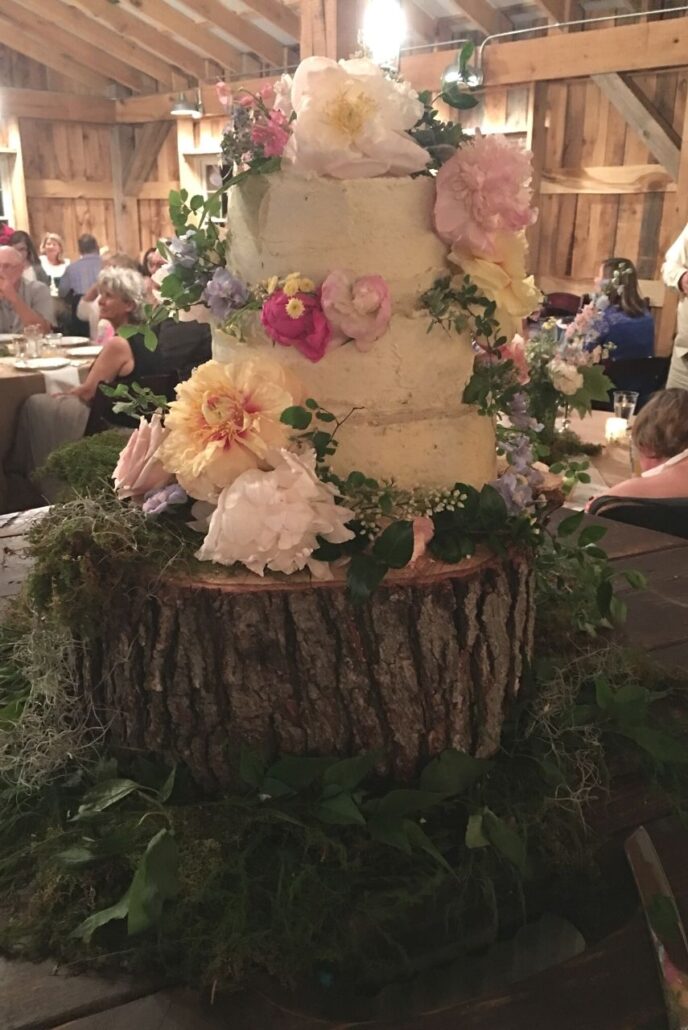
36,431,130,499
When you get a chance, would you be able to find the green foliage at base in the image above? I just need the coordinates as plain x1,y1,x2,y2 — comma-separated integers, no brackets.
36,431,128,500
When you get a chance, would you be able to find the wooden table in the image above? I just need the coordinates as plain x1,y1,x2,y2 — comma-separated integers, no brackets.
563,410,636,509
1,508,687,1029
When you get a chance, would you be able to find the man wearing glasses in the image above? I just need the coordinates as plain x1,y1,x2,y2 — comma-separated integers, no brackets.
0,245,52,334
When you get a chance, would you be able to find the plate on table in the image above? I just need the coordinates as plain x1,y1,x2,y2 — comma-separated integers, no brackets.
15,357,70,371
67,345,101,358
58,336,91,347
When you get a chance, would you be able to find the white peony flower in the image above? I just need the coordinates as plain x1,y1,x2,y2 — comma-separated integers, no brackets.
273,72,293,118
282,56,428,179
196,447,355,579
548,358,584,397
113,413,174,500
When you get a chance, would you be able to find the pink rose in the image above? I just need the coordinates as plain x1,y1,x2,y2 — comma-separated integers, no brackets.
500,333,530,385
113,413,174,500
261,288,332,362
250,110,290,159
321,270,392,351
434,133,536,257
411,516,434,563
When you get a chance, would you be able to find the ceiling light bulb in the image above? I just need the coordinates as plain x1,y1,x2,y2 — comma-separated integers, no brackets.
361,0,407,71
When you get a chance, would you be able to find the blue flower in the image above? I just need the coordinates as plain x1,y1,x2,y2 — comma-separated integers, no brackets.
168,231,198,270
202,267,250,322
507,392,543,433
490,471,534,515
142,483,188,517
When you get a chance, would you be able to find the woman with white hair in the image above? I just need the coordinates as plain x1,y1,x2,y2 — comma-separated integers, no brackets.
9,266,165,480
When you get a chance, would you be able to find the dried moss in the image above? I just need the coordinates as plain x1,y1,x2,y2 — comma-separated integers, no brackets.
36,431,129,500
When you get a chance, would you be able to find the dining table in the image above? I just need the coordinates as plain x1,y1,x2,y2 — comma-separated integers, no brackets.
0,343,95,513
562,409,634,508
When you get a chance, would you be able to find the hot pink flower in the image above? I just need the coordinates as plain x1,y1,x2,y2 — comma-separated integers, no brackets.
250,109,291,158
261,288,332,362
500,333,530,385
321,270,392,351
435,133,536,257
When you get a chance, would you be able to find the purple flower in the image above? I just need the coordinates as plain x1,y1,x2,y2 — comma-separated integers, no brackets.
202,267,250,322
168,232,198,270
507,392,543,433
142,483,188,517
501,432,535,472
490,471,535,515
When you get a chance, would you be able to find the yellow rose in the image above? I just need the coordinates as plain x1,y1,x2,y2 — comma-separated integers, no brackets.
450,232,542,341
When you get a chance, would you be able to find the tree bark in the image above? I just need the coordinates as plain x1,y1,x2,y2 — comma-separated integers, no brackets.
80,550,535,789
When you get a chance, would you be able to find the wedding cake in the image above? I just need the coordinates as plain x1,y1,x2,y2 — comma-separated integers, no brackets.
213,173,496,491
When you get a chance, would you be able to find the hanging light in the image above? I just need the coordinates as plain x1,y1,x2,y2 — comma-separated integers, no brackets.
361,0,407,72
441,43,483,89
170,88,203,119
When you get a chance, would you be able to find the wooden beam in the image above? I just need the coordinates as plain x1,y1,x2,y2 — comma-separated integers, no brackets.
451,0,511,36
541,164,677,195
529,0,569,21
399,17,688,88
45,0,183,89
2,0,150,94
592,73,680,180
191,0,285,66
0,13,112,91
124,123,172,196
25,179,114,200
118,0,243,73
300,0,338,59
0,87,115,123
241,0,300,40
62,0,213,82
6,118,28,232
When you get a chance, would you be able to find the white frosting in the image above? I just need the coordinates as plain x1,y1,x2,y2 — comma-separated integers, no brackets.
218,174,497,491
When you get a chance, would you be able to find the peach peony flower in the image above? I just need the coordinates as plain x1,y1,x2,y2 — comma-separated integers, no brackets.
500,333,530,385
157,358,303,503
435,133,536,257
411,516,434,563
196,447,355,578
321,270,392,351
450,232,541,342
113,413,174,500
283,56,428,179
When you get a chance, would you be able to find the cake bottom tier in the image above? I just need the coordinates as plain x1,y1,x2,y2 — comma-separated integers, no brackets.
79,551,535,789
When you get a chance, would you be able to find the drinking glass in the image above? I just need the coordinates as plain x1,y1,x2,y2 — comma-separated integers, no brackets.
14,335,28,364
24,325,42,360
45,332,63,354
613,390,639,421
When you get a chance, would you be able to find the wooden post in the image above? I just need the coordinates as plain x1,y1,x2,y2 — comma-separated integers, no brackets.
656,92,688,357
5,118,29,231
109,126,140,257
300,0,365,60
526,82,548,276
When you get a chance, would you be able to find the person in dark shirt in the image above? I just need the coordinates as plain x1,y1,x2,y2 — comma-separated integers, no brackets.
592,257,654,361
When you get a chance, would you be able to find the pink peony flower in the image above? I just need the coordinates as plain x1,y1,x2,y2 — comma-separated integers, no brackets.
321,270,392,351
435,133,536,257
499,333,530,385
113,413,174,500
261,288,331,362
411,516,434,563
250,109,291,158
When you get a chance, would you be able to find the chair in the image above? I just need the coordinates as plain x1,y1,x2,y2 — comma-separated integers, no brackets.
588,494,688,540
84,372,179,436
591,356,670,412
542,292,581,318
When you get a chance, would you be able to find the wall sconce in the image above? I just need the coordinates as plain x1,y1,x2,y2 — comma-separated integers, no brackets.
170,88,203,119
441,42,483,89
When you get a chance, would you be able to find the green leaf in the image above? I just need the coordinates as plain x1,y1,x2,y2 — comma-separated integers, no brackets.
347,553,388,604
624,569,647,590
345,470,367,490
157,766,176,804
404,819,453,873
557,511,585,537
189,194,204,212
596,579,613,617
372,520,414,569
317,792,366,826
578,524,607,547
420,749,491,795
483,809,527,874
305,397,319,410
266,755,334,791
376,788,447,818
429,531,473,564
280,405,312,430
478,484,508,527
56,845,98,868
595,675,615,712
368,815,412,854
73,778,141,820
117,323,139,340
143,326,158,352
239,746,266,789
465,811,489,848
127,829,179,936
71,888,131,942
322,752,378,791
621,726,688,764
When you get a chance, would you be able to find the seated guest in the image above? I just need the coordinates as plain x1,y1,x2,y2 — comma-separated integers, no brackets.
59,233,103,335
77,251,140,341
39,232,70,295
590,257,654,360
10,230,50,287
9,267,166,479
602,389,688,500
0,245,52,333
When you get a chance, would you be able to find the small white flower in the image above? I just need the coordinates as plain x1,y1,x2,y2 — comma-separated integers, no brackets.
548,357,584,397
196,447,355,578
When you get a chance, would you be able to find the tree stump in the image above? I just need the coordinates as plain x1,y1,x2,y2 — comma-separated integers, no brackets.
81,550,534,789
